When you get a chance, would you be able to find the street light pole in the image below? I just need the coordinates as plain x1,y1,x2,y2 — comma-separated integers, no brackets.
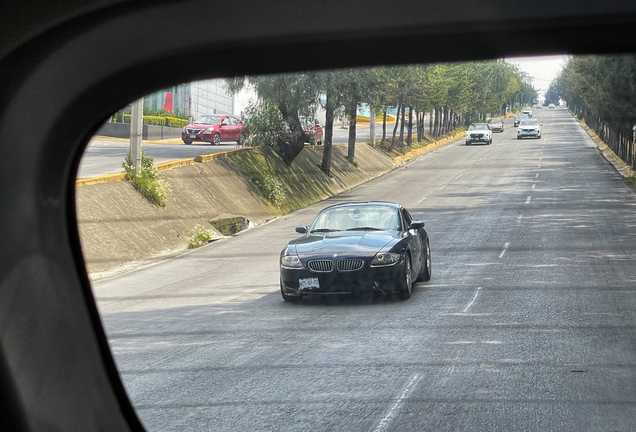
130,97,143,176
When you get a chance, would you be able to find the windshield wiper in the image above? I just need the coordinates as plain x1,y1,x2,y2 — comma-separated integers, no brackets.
310,228,341,233
346,227,383,231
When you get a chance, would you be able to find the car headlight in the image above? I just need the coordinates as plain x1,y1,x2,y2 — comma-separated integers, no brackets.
281,255,303,268
203,128,213,134
371,252,401,266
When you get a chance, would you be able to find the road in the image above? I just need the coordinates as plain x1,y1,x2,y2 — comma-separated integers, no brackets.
77,121,423,178
92,107,636,431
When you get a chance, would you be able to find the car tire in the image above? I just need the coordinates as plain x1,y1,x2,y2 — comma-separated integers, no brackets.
466,141,470,146
489,139,492,144
213,133,221,145
237,133,247,146
183,140,192,145
417,239,431,282
517,136,521,140
281,281,300,302
399,255,413,300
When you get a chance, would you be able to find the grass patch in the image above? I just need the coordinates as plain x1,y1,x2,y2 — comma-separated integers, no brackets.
122,150,169,207
187,224,213,248
225,146,335,214
626,176,636,188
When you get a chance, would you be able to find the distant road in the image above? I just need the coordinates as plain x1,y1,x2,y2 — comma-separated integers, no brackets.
77,121,423,179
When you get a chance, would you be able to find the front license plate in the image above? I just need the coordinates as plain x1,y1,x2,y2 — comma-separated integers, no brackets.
189,134,196,138
299,277,320,290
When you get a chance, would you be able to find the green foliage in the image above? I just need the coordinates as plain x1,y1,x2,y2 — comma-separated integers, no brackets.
241,101,287,148
626,176,636,189
122,150,169,207
114,113,188,128
187,225,213,249
250,173,285,207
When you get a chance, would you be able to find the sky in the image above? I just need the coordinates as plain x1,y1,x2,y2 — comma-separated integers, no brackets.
506,55,570,96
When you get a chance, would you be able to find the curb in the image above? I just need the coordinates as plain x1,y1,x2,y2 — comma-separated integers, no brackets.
570,110,636,179
392,130,465,165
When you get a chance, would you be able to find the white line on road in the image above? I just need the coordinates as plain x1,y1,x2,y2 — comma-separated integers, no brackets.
414,196,428,205
463,287,482,313
499,242,510,258
516,215,522,224
438,185,447,190
455,173,463,179
535,173,539,179
538,164,542,168
532,184,536,190
373,374,422,432
525,196,532,204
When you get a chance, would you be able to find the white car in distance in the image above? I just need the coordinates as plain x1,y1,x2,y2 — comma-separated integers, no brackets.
517,119,542,139
465,123,493,145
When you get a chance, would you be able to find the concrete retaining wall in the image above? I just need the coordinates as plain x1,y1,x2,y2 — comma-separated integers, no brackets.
97,122,182,140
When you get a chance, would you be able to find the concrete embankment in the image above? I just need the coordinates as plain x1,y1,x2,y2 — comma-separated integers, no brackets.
75,144,395,279
76,132,465,280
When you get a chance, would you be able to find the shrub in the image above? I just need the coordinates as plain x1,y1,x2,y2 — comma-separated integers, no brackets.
187,225,213,249
122,150,169,207
251,173,285,207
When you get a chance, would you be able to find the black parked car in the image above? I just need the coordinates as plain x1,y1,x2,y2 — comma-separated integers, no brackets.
280,202,431,301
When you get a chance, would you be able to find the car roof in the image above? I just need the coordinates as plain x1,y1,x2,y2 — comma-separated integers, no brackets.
4,1,636,430
321,201,402,212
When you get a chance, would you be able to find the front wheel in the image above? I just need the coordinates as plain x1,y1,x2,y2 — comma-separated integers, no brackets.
517,136,521,140
183,140,192,145
466,141,471,146
399,255,413,300
417,239,432,282
213,133,221,145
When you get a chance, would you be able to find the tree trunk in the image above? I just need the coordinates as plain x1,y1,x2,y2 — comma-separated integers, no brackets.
433,106,440,138
417,111,423,142
407,107,413,146
382,108,387,145
398,105,406,146
321,88,334,176
429,110,433,137
347,98,357,161
390,102,401,150
277,103,305,166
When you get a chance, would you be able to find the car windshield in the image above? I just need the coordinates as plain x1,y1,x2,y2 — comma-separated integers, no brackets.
468,123,488,130
310,205,400,232
194,115,221,124
519,119,539,126
487,119,501,124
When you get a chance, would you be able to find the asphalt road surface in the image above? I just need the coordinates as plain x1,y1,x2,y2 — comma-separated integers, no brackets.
92,107,636,431
77,122,423,178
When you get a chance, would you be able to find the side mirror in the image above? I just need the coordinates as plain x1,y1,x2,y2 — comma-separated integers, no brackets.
540,123,544,126
409,221,425,230
295,225,308,234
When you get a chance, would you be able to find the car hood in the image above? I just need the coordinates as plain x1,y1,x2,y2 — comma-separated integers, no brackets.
292,231,398,258
186,123,217,129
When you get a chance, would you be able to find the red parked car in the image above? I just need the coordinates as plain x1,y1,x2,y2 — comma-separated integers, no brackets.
182,114,246,145
285,117,324,145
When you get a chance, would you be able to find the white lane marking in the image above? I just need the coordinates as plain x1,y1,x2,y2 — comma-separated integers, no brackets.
516,215,522,224
525,196,532,204
414,196,428,205
438,184,447,190
463,287,482,313
373,374,422,432
535,173,539,179
455,173,463,179
539,157,543,161
499,242,510,258
532,184,536,190
538,164,542,168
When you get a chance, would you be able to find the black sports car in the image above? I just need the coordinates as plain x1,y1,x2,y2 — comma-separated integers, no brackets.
280,202,431,301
